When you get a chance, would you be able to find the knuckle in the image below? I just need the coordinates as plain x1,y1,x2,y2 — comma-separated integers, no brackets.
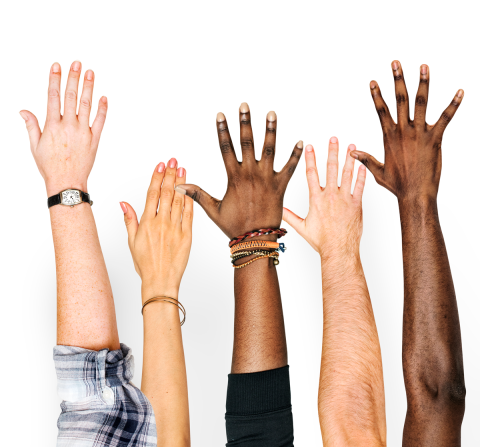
263,146,275,157
415,96,427,106
48,88,59,98
80,98,91,108
147,189,159,201
266,126,276,134
173,197,183,206
306,167,317,177
394,74,404,82
161,188,172,198
440,112,452,123
182,211,193,220
220,142,233,154
450,99,460,108
241,139,254,150
343,169,352,178
396,93,407,105
376,107,388,118
65,90,77,101
240,118,251,126
191,189,202,203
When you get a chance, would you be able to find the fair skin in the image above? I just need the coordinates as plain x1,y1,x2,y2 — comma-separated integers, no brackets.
121,158,193,447
283,138,386,446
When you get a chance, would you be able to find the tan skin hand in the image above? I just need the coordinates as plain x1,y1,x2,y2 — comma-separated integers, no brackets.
121,159,193,301
283,137,366,259
20,61,108,196
350,61,464,202
177,103,303,239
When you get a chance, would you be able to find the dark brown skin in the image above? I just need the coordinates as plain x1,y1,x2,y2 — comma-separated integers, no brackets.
351,61,465,446
180,104,302,373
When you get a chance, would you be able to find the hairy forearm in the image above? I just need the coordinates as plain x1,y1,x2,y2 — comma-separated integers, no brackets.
319,253,386,447
399,197,465,444
51,203,119,350
141,289,190,447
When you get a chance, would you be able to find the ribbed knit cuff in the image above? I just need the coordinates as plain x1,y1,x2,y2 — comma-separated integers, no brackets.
226,365,291,416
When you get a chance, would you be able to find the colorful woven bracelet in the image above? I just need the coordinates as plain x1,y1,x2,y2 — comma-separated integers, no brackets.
229,228,287,248
233,251,280,269
230,240,286,254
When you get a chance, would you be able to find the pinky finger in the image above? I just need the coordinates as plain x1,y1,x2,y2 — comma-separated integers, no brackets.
19,110,42,152
353,165,367,202
91,96,108,149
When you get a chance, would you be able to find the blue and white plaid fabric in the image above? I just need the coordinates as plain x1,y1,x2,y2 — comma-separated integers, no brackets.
54,344,157,447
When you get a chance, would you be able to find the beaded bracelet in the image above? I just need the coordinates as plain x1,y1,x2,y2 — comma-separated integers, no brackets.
230,240,286,254
231,250,274,264
233,251,280,269
141,296,186,326
229,228,287,248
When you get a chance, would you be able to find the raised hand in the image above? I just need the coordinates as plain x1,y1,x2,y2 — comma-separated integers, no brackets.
350,61,463,202
176,103,303,239
20,61,108,196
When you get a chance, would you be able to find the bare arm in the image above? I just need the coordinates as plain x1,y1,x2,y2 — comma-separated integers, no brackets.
21,61,118,351
351,61,465,446
284,138,386,446
122,159,192,446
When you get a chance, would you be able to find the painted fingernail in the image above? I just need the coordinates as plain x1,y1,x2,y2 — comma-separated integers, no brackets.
177,167,185,178
370,81,376,89
240,102,250,113
392,61,399,71
267,111,277,122
217,112,226,122
19,111,28,121
174,186,187,195
306,144,314,152
296,140,303,149
72,61,81,72
330,136,338,144
120,202,127,214
86,70,93,81
168,158,177,168
348,144,356,151
157,162,165,173
52,63,60,74
456,89,464,98
421,64,428,75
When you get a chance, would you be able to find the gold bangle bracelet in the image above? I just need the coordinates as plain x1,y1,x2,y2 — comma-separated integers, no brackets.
141,296,186,326
233,251,279,269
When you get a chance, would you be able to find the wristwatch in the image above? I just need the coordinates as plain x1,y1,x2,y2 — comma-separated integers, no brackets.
47,189,93,208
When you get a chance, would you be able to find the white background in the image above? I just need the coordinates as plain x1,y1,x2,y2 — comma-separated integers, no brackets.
1,1,478,445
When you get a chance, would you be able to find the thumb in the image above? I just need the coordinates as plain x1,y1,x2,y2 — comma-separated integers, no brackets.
350,150,384,182
175,184,221,221
283,207,305,236
120,202,139,248
19,110,41,151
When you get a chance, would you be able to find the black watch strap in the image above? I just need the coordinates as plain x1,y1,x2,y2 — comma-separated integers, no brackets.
47,190,93,208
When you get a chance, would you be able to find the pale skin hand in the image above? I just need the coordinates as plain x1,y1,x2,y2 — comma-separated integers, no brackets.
21,61,118,351
121,159,193,447
284,138,386,447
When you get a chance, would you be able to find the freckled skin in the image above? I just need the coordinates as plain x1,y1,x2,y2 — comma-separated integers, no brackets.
351,61,465,446
181,104,303,373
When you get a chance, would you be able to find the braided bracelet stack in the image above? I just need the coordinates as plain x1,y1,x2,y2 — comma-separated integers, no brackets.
229,228,287,269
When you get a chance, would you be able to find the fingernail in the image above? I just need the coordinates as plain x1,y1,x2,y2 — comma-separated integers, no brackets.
296,140,303,149
348,144,356,151
52,63,60,74
120,202,127,214
359,165,366,171
306,144,314,152
330,136,338,144
174,186,187,195
267,111,277,122
177,167,185,178
370,81,376,89
420,64,428,75
350,152,359,160
392,61,399,70
217,112,226,122
72,61,81,72
168,158,177,168
157,162,165,173
456,89,464,98
86,70,93,81
19,111,28,121
101,96,108,104
240,102,250,113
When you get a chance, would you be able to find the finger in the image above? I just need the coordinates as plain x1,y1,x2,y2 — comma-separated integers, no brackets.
340,144,356,194
158,158,178,219
305,144,321,197
261,111,277,166
216,112,238,171
278,140,304,184
91,96,108,149
392,60,410,125
78,70,95,126
170,167,186,225
239,102,255,164
414,64,430,126
433,89,464,136
143,162,166,218
121,201,139,249
182,192,194,235
46,62,62,123
370,81,395,129
175,184,221,223
353,165,367,202
350,150,384,182
63,61,82,120
282,207,305,236
326,136,339,189
19,110,41,151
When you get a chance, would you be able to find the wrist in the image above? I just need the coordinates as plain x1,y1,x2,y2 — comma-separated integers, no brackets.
398,194,437,211
141,281,180,304
46,181,88,197
320,247,361,266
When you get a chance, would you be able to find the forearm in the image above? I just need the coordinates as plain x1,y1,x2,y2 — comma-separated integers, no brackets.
141,286,190,447
319,253,386,447
51,202,119,351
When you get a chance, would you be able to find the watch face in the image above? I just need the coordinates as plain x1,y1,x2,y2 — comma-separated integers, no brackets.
61,190,81,206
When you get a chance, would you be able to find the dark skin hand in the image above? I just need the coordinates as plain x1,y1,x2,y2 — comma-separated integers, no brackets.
351,61,465,446
177,102,303,373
